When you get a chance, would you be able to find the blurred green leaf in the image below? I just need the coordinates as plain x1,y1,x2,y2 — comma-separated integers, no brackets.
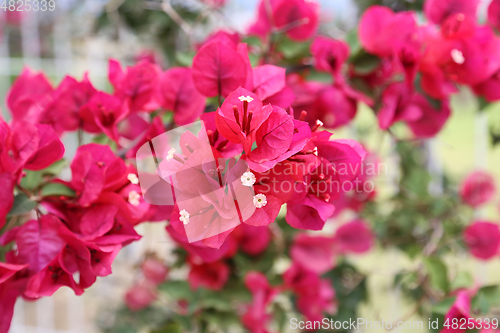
351,51,380,75
423,257,449,294
175,51,195,67
159,280,192,301
8,193,36,217
41,183,76,198
450,271,473,291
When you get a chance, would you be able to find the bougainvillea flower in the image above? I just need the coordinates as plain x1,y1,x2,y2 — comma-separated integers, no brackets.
245,106,295,172
2,121,64,172
296,278,336,322
0,215,65,275
241,272,278,333
166,222,235,263
286,138,366,230
42,74,97,134
463,222,500,260
313,83,366,129
283,263,336,322
141,258,168,286
377,83,423,130
0,263,28,284
7,68,53,122
406,96,451,138
216,87,272,152
252,65,294,109
80,92,129,142
70,143,128,206
459,171,496,208
200,112,242,158
123,115,165,159
334,220,374,254
359,6,419,58
0,172,14,230
124,281,157,311
108,59,161,112
424,0,479,25
422,21,500,87
232,224,271,256
441,291,476,333
488,0,500,31
472,71,500,102
157,67,206,125
188,260,230,290
192,38,251,97
290,233,335,274
286,194,336,230
311,36,350,78
248,0,319,41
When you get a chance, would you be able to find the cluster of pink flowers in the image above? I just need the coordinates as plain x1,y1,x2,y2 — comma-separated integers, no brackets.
1,0,500,331
460,171,500,261
0,9,373,332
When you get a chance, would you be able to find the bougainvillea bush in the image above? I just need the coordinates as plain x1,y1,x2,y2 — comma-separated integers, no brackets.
1,0,500,332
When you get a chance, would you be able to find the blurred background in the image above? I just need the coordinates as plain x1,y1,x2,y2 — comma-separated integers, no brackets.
1,0,499,332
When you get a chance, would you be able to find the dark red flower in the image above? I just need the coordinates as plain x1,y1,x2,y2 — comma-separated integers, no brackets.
188,260,230,290
424,0,479,25
334,220,374,254
359,6,419,59
459,171,496,208
80,92,129,142
290,233,335,274
464,221,500,260
488,0,500,31
248,0,319,41
70,144,128,206
157,67,206,125
141,258,168,286
192,38,251,97
232,224,272,256
108,59,161,112
125,281,157,311
441,291,477,333
311,36,350,78
241,272,278,333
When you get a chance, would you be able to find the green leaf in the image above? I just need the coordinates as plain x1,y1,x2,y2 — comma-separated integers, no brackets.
472,291,490,315
351,51,381,75
40,183,76,197
159,280,192,301
175,51,195,67
432,297,456,315
277,37,310,59
150,322,182,333
8,193,36,217
450,271,473,291
423,257,449,294
20,170,43,191
43,159,68,175
345,29,361,56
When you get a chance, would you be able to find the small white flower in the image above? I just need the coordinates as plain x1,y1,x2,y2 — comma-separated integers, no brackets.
238,95,254,102
127,173,139,185
128,190,141,206
253,194,267,208
166,148,176,161
316,119,324,127
179,209,190,225
451,49,465,65
241,171,256,186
